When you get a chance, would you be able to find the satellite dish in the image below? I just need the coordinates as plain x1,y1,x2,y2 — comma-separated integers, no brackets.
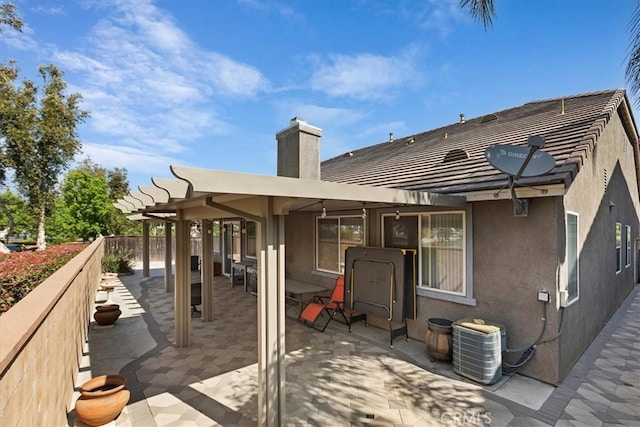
485,144,555,177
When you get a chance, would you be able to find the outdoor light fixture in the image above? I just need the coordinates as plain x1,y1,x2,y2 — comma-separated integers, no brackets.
395,210,401,220
362,204,367,219
321,201,327,218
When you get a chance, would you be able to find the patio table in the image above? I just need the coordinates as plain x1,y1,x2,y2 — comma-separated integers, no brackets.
285,279,331,318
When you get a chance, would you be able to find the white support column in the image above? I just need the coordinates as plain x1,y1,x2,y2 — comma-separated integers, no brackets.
201,219,214,321
142,220,150,277
164,221,174,292
175,211,191,347
257,197,285,426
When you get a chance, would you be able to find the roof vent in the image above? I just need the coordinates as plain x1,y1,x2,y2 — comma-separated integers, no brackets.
344,151,354,157
443,148,469,163
481,113,498,123
405,137,415,146
389,132,394,142
459,113,466,124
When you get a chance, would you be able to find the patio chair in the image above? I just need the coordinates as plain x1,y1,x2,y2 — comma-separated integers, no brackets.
300,276,365,332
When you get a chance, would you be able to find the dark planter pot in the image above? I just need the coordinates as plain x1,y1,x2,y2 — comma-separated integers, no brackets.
93,304,122,326
75,375,130,426
425,318,453,362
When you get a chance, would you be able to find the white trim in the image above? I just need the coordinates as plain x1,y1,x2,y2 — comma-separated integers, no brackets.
625,225,632,268
315,214,366,274
616,222,622,274
460,183,565,202
380,205,475,305
566,211,579,304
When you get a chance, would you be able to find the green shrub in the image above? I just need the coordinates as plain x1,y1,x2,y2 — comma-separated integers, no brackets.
101,248,134,274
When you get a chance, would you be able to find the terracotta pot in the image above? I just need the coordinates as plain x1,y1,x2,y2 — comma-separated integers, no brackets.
425,318,453,361
80,375,127,397
75,375,129,426
93,304,121,326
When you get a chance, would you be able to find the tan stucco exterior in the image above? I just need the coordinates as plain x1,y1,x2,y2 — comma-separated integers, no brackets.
559,112,640,379
281,109,639,385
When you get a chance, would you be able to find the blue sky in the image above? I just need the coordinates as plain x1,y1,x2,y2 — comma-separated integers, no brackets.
1,0,637,191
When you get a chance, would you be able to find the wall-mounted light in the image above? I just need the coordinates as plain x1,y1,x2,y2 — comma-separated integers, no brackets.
395,210,400,220
321,200,327,218
362,203,367,219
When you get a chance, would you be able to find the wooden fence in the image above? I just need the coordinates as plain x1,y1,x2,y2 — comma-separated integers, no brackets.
104,235,203,262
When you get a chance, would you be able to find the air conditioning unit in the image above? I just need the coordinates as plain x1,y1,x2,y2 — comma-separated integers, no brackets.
452,318,506,385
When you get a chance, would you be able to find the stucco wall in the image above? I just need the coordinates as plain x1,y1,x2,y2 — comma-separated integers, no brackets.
285,211,340,289
0,239,103,427
284,200,562,383
560,112,640,378
283,120,640,385
466,197,561,384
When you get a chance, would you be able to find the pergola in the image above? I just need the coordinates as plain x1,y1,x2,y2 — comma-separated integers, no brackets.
116,165,466,426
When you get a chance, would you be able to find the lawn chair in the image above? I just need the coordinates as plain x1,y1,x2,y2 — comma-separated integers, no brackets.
300,276,361,332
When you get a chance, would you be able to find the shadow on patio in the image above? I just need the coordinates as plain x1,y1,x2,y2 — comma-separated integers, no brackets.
68,265,530,426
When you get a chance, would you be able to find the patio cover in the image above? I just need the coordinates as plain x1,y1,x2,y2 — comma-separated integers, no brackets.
116,165,466,426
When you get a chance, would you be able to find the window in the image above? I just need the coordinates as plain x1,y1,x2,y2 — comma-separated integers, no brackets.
316,216,365,273
383,215,418,249
421,212,465,294
212,220,221,254
383,211,468,298
567,213,579,302
616,223,622,273
626,225,632,268
245,221,256,258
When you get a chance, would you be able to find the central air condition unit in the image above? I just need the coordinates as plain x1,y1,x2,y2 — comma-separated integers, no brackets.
452,318,506,385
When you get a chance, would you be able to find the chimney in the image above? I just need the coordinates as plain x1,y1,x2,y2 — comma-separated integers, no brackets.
276,117,322,180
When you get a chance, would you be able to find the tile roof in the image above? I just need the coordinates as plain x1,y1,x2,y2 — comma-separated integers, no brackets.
321,89,631,194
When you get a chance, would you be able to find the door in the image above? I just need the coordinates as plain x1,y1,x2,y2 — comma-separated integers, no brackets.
222,220,241,275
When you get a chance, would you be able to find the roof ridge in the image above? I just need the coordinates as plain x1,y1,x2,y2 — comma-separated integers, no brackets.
525,88,622,106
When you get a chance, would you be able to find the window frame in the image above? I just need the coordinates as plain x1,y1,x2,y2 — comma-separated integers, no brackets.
566,212,579,304
245,220,257,260
419,211,466,296
315,214,366,274
625,225,631,268
381,205,475,306
616,222,622,274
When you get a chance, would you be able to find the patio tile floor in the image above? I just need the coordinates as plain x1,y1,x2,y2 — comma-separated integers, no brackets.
68,264,640,426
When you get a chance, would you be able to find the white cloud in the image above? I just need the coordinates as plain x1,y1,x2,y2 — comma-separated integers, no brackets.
275,101,365,128
309,48,422,101
49,0,270,160
78,142,177,176
30,5,66,16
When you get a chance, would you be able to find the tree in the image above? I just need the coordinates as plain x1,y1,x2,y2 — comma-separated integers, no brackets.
46,159,141,241
0,190,34,243
459,0,640,104
459,0,495,29
48,163,110,242
107,167,130,200
104,167,141,236
0,62,89,250
0,2,22,253
0,3,22,35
